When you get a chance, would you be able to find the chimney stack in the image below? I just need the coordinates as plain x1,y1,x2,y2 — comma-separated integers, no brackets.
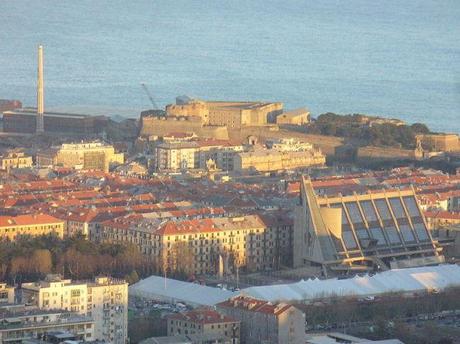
36,44,44,133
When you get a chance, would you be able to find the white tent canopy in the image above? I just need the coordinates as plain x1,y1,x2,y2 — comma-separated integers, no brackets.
241,264,460,303
129,275,236,306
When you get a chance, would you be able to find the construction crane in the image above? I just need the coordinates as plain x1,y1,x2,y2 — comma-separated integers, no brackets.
141,83,159,110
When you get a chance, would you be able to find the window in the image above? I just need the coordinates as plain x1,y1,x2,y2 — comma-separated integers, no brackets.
399,224,416,243
389,198,406,219
345,202,363,224
385,226,401,244
414,223,429,241
342,231,358,250
403,196,421,217
375,200,392,220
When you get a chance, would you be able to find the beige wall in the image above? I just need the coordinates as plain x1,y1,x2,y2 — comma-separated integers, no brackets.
235,150,325,172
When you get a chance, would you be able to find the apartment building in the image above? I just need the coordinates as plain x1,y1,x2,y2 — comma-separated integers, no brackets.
0,214,65,240
167,308,240,343
425,210,460,230
234,139,325,173
0,284,14,304
21,275,128,344
36,141,124,173
97,214,292,275
217,296,305,344
0,305,94,343
153,139,243,172
0,150,33,172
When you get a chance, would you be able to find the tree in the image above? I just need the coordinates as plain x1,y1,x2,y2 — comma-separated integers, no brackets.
31,249,52,275
411,123,430,134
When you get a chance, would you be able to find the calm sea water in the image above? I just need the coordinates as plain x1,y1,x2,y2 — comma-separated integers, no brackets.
0,0,459,133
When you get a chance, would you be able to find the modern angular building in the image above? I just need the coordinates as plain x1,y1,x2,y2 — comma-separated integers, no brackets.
293,176,444,274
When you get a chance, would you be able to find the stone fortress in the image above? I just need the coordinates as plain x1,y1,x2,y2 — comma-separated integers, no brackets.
140,95,285,141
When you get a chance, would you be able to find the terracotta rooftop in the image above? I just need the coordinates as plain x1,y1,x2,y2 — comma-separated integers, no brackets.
167,308,237,325
217,296,294,316
0,214,63,227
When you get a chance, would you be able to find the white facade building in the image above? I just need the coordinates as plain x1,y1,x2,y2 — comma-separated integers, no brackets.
21,275,128,344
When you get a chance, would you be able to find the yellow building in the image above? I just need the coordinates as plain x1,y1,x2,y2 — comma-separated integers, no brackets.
166,97,283,129
37,141,124,172
275,107,310,125
0,150,33,172
0,214,65,240
234,139,325,173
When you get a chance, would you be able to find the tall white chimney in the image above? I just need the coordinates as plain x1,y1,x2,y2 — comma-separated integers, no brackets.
36,44,44,133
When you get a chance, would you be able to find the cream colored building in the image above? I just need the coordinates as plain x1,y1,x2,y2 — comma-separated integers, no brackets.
417,133,460,152
37,142,124,172
21,275,128,344
97,214,293,275
275,108,310,125
153,139,243,172
0,284,15,304
235,139,325,173
167,308,240,343
0,151,33,172
166,97,283,129
0,214,64,240
217,296,305,344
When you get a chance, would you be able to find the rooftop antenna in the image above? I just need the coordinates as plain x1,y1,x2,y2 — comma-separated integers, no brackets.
36,44,45,133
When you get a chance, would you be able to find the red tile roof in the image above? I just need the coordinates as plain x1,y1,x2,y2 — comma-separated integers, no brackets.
217,296,294,316
167,308,237,325
0,214,63,227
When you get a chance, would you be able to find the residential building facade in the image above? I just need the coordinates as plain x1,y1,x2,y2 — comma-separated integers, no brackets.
217,296,305,344
0,214,65,240
234,139,325,173
0,306,94,343
0,151,33,173
167,308,240,343
21,275,128,344
96,214,293,275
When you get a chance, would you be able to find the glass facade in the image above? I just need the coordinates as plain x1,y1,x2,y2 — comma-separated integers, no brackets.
324,194,435,255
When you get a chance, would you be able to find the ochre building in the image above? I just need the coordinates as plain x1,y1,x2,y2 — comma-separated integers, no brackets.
0,214,64,240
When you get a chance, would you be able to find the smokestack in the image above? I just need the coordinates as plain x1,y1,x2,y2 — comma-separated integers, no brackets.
36,44,44,133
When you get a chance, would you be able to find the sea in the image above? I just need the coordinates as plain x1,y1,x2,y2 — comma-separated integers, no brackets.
0,0,459,133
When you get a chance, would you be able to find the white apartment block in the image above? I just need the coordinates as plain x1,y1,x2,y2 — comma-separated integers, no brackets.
21,275,128,344
0,305,94,343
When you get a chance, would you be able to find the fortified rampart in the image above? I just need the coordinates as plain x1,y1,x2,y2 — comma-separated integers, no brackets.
140,116,229,140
